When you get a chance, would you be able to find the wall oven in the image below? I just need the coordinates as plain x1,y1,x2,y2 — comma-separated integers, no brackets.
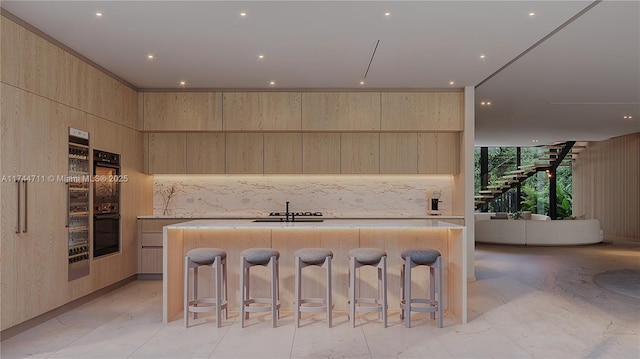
93,150,121,258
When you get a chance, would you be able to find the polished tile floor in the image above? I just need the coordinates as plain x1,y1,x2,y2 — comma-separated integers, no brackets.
2,240,639,358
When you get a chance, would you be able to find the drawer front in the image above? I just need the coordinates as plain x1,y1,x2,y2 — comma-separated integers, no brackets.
141,247,163,274
141,232,163,247
140,219,185,232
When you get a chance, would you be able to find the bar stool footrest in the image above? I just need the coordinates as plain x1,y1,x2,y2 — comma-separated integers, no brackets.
243,298,281,313
188,298,228,313
353,298,385,313
299,298,332,312
401,298,438,313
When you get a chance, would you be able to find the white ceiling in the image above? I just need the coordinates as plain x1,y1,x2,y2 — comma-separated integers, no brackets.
2,1,638,146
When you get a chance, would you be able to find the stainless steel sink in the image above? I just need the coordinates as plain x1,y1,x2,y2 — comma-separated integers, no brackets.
253,218,324,223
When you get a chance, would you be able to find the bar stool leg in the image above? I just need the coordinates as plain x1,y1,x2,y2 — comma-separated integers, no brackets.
240,258,246,328
276,256,280,320
223,259,228,320
192,266,199,320
377,264,382,321
405,257,413,328
295,256,301,327
184,257,190,327
326,256,332,328
270,256,278,328
381,256,387,328
349,256,356,328
214,257,222,328
430,260,435,321
436,256,443,328
400,262,405,321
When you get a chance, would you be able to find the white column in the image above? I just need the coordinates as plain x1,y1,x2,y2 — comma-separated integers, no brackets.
464,86,476,281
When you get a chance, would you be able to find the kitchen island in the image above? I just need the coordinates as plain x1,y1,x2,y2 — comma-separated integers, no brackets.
163,219,467,324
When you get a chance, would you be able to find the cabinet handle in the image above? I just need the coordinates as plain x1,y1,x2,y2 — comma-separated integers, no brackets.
66,182,70,228
16,179,21,234
23,179,28,233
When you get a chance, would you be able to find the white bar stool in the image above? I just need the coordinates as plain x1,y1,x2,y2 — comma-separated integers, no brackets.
184,248,228,328
294,248,333,328
348,248,387,328
240,248,280,328
400,249,443,328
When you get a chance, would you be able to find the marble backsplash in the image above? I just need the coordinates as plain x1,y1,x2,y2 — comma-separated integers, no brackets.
153,175,453,217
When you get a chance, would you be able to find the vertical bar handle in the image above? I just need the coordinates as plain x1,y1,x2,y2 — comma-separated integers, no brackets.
23,179,28,233
16,179,21,234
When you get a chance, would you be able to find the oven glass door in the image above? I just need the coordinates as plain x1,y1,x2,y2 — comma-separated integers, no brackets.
94,165,119,213
93,214,120,257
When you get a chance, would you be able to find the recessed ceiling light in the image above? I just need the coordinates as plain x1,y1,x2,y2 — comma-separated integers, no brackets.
258,54,264,60
480,101,486,106
449,81,455,86
384,12,391,16
147,54,154,60
95,12,103,17
479,54,486,59
360,81,365,85
532,139,539,143
623,115,633,119
486,101,492,105
269,81,275,86
179,81,186,86
240,12,247,17
529,12,536,17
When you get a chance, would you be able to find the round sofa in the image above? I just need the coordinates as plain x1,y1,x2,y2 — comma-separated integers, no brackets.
475,213,603,246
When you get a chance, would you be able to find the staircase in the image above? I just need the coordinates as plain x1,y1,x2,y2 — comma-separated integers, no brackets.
475,141,586,210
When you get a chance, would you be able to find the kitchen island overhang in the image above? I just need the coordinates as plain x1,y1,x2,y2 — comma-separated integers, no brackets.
163,219,467,325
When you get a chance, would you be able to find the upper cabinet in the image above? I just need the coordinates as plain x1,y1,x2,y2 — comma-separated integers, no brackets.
143,92,222,131
341,133,379,174
223,92,301,131
225,133,264,174
264,133,303,174
146,133,187,173
380,133,418,174
186,133,225,174
302,92,380,131
381,92,463,131
302,133,341,174
418,132,460,174
142,90,464,175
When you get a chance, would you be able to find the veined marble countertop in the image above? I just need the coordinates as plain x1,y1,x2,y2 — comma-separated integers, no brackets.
138,215,464,220
164,218,464,230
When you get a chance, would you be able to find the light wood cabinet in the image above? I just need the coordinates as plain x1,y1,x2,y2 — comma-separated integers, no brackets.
143,92,222,131
1,86,81,330
418,132,460,174
225,133,264,174
302,133,341,174
223,92,301,131
381,92,463,131
264,133,303,174
147,133,186,174
341,133,380,174
1,17,149,332
302,92,380,131
380,133,418,174
186,133,225,174
138,219,184,275
138,90,464,175
1,17,21,87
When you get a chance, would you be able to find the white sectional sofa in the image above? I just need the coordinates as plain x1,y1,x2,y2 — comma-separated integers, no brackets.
475,213,603,246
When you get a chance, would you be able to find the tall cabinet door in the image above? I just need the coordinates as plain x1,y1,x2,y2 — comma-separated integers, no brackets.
1,87,75,329
1,84,23,328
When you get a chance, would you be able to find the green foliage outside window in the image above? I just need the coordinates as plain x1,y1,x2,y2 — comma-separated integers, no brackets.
475,146,573,218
